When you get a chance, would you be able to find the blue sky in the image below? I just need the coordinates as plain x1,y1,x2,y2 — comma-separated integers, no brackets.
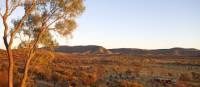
1,0,200,49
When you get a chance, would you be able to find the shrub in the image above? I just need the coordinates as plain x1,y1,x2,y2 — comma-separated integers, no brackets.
191,72,200,81
176,81,187,87
179,73,193,81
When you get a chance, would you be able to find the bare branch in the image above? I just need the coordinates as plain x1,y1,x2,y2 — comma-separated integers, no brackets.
47,15,65,28
48,28,56,30
4,0,9,16
2,0,10,42
0,7,2,17
0,12,3,18
8,0,22,16
43,7,59,24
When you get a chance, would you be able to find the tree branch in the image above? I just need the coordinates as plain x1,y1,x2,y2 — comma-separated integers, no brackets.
9,0,36,48
4,0,9,16
43,7,59,24
46,15,65,28
8,0,22,16
0,12,3,18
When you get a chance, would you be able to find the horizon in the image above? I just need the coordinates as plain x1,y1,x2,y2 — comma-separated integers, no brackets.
1,0,200,49
0,44,199,50
58,45,200,50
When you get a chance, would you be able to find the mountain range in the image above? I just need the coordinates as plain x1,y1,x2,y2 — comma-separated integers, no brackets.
54,45,200,57
0,45,200,57
55,45,112,54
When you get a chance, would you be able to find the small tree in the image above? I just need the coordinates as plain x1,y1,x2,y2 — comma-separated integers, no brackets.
0,0,85,87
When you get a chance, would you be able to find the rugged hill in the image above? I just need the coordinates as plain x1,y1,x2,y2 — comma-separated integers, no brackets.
55,46,200,56
1,46,200,56
109,47,200,56
109,48,148,55
54,45,112,54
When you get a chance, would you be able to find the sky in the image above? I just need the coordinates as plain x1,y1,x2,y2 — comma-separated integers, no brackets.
0,0,200,49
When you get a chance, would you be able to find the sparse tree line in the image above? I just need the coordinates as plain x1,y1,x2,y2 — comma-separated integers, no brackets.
0,0,85,87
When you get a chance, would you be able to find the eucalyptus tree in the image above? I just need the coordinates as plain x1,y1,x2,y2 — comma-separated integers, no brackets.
0,0,85,87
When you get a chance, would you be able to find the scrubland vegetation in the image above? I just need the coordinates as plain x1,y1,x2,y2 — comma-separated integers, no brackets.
1,0,199,87
0,50,200,87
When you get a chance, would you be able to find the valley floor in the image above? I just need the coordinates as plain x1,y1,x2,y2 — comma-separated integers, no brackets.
0,50,200,87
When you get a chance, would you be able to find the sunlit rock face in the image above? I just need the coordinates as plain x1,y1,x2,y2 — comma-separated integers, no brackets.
55,45,112,54
109,48,200,57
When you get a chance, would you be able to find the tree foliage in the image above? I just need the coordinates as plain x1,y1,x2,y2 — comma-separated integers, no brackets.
0,0,85,87
13,0,85,48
